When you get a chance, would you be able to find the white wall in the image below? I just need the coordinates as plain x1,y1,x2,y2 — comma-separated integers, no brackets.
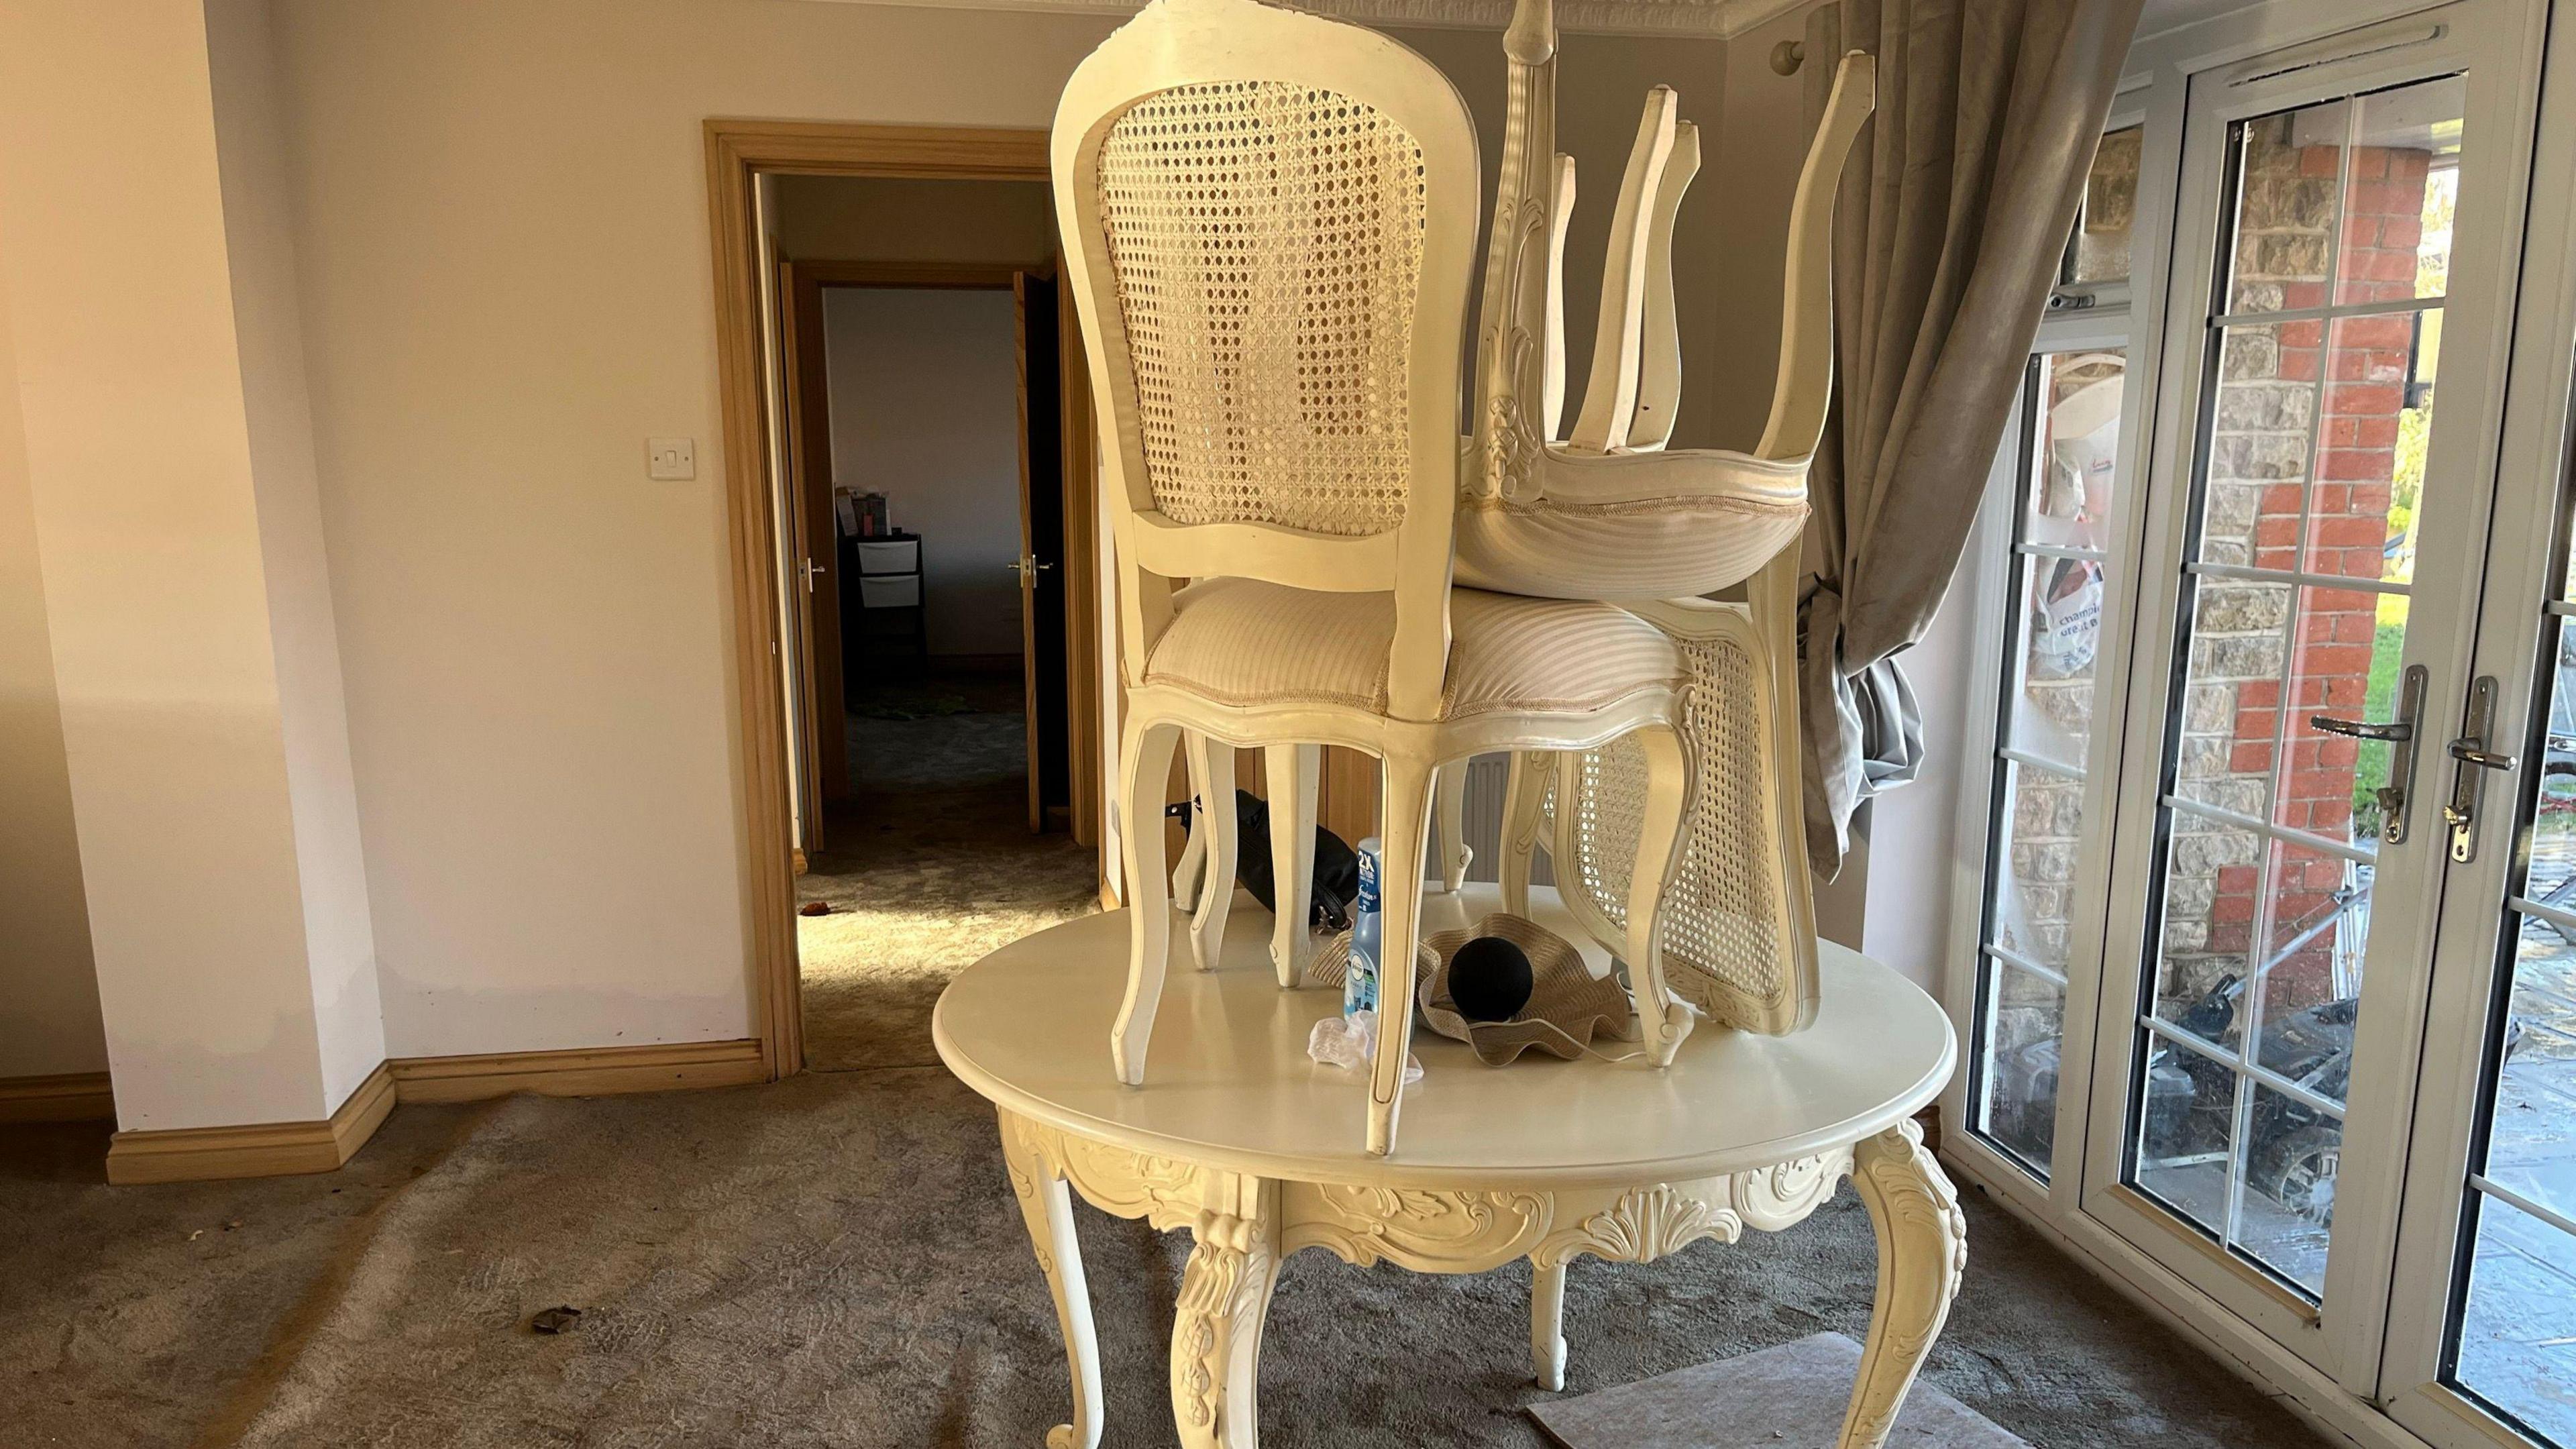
0,0,382,1129
268,0,1124,1060
0,278,106,1082
824,287,1028,660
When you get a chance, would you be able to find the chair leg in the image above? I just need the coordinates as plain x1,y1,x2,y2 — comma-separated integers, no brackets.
1113,718,1185,1086
1264,743,1320,988
1499,750,1550,918
1434,762,1472,894
1171,735,1207,913
1188,736,1238,971
1367,753,1438,1157
1627,724,1696,1067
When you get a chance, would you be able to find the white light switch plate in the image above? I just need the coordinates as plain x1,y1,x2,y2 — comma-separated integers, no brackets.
647,437,696,480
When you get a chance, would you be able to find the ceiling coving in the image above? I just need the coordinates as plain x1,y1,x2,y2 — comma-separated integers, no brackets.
801,0,1809,39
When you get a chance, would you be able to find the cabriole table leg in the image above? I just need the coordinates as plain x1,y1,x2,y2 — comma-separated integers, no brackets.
998,1112,1106,1449
1171,1181,1283,1449
1837,1120,1967,1449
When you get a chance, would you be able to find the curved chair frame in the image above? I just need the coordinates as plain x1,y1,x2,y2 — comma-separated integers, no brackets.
1059,0,1697,1157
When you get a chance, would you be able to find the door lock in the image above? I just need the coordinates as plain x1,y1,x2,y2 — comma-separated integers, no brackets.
2310,663,2427,844
2443,675,2518,863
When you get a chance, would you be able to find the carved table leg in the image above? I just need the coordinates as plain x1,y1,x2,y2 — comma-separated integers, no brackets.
1529,1258,1568,1391
1171,1183,1283,1449
1000,1114,1106,1449
1837,1120,1967,1449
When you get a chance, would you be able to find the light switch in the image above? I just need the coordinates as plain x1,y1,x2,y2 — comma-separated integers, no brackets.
647,437,696,480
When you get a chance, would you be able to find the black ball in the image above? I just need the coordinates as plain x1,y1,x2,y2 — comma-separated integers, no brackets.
1448,935,1534,1024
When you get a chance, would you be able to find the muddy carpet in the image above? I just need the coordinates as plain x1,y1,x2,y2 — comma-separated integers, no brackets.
796,669,1099,1071
2,1068,2324,1449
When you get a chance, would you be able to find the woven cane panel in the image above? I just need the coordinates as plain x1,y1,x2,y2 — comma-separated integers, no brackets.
1096,80,1425,537
1665,635,1784,1005
1565,735,1646,932
1562,634,1786,1016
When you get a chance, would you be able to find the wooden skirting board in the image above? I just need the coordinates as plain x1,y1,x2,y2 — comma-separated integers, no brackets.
105,1062,398,1186
89,1038,766,1185
386,1037,767,1104
0,1071,117,1124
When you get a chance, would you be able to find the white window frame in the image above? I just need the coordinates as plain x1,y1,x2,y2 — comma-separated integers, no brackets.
1933,3,2566,1448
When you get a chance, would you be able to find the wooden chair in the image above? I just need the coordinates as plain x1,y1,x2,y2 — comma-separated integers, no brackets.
1055,0,1701,1156
1492,36,1878,1038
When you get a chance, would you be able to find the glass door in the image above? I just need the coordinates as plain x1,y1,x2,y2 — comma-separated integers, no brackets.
2378,4,2576,1442
2085,0,2545,1387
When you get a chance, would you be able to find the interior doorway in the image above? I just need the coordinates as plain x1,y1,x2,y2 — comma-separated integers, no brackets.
774,245,1096,1069
706,125,1106,1079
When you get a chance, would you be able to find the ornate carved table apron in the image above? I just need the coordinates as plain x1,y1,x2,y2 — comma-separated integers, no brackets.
932,885,1962,1449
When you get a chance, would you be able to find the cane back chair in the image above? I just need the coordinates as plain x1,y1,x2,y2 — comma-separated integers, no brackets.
1054,0,1703,1157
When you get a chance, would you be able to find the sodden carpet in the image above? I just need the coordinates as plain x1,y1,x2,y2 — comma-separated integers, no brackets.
1,1067,2326,1449
796,697,1098,1072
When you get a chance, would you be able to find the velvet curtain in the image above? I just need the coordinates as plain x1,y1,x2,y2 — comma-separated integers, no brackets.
1797,0,2145,877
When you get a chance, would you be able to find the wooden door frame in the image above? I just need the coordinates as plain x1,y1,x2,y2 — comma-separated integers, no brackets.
706,120,1100,1079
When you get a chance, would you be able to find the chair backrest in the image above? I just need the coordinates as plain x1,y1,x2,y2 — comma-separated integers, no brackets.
1053,0,1482,720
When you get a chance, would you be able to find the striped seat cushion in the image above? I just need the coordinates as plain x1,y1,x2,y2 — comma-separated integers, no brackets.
1143,579,1683,720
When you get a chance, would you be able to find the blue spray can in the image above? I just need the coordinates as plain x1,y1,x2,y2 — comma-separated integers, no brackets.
1347,837,1383,1016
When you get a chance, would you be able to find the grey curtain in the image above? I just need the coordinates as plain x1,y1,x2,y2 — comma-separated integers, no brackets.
1797,0,2144,877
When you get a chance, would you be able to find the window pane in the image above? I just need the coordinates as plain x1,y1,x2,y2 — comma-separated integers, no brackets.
2484,912,2576,1230
2453,1193,2576,1446
2009,559,2102,767
2138,1033,2240,1231
2198,323,2319,569
2336,76,2463,307
2154,811,2264,1047
1977,962,2066,1171
2065,126,2143,285
2534,623,2576,904
2281,586,2408,845
2172,580,2292,814
2308,312,2437,586
1969,349,2127,1183
2025,352,2125,551
2235,1083,2340,1292
1992,761,2086,968
2225,99,2349,315
2250,835,2369,1112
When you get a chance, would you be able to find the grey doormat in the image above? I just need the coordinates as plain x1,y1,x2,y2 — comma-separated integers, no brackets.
1528,1331,2030,1448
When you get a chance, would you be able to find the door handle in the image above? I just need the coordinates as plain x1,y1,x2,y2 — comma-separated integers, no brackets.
1004,557,1056,578
2308,663,2426,844
2443,675,2516,863
2310,716,2412,742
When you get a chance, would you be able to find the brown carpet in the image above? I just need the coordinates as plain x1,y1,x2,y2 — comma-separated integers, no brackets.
796,672,1098,1072
0,1069,2326,1448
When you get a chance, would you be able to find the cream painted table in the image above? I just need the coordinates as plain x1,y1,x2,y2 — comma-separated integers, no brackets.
932,884,1964,1449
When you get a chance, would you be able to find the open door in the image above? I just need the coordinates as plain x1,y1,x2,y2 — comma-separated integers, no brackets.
771,256,830,854
1014,270,1073,835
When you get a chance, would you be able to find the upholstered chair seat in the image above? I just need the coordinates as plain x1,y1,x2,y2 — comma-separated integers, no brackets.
1146,580,1683,720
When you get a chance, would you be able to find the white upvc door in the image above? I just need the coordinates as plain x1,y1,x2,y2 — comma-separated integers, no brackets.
2084,0,2549,1399
2374,5,2576,1444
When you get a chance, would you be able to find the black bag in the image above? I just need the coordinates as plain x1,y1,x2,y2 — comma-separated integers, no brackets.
1166,790,1358,931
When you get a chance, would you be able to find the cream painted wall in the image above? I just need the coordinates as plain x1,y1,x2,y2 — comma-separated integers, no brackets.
1395,25,1734,449
205,0,386,1108
1704,3,1823,453
0,0,380,1128
268,0,1126,1060
824,287,1028,659
0,277,107,1082
264,0,1739,1061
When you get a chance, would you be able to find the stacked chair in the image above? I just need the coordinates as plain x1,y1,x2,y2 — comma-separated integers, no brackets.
1053,0,1875,1157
